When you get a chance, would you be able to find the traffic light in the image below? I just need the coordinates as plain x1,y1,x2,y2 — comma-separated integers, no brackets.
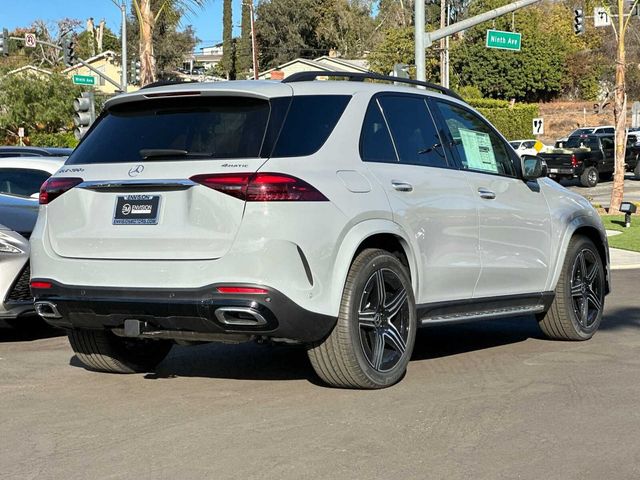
574,8,585,35
63,37,76,66
130,59,141,85
73,92,96,141
0,28,10,56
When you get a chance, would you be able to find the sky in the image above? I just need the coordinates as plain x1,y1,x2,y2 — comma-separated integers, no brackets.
1,0,244,51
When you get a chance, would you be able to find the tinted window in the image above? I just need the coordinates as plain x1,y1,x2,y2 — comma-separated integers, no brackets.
509,142,521,149
600,127,615,134
378,96,447,167
522,141,536,148
271,95,351,157
0,168,51,197
435,101,515,177
360,100,397,163
600,137,614,150
67,97,271,164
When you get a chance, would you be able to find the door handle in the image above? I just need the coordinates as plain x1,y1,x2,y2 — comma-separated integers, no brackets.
392,181,413,192
478,187,496,199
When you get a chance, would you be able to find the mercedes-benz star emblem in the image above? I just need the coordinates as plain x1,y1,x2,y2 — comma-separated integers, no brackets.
128,165,145,177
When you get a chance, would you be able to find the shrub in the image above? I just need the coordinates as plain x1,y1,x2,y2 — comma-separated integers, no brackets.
29,131,78,148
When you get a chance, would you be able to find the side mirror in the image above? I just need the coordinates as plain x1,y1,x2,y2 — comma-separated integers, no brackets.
522,155,547,181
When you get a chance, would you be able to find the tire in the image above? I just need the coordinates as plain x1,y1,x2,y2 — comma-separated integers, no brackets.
307,249,417,389
537,236,605,341
634,161,640,180
68,329,172,373
579,166,599,187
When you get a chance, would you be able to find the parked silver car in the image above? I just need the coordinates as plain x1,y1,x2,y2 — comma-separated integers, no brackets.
0,157,65,324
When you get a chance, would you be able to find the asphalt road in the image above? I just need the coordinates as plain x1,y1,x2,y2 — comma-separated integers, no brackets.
563,172,640,206
2,270,640,480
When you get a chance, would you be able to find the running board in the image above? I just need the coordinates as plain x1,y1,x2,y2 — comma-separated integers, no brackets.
418,292,554,326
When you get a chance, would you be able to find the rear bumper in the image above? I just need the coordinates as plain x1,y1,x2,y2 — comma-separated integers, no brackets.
31,280,336,343
546,167,576,176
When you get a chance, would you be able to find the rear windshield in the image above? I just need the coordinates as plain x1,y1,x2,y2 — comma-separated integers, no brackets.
67,96,271,164
564,136,590,148
67,94,351,164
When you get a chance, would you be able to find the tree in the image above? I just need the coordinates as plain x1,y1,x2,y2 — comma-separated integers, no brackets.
368,26,439,79
28,19,82,68
236,1,253,79
128,1,199,82
315,0,376,58
450,1,583,101
76,25,121,59
255,0,326,69
0,73,81,145
132,0,206,85
219,0,235,79
255,0,373,70
609,0,638,213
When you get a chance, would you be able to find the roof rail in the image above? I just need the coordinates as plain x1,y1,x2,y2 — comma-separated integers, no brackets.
282,71,464,101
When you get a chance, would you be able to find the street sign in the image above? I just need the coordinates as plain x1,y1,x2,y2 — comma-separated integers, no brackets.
72,74,95,86
24,33,36,48
532,117,544,135
534,140,544,153
594,7,611,27
18,127,24,138
485,29,521,51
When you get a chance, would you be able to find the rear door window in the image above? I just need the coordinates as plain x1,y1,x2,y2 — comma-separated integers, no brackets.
378,95,448,168
434,100,516,177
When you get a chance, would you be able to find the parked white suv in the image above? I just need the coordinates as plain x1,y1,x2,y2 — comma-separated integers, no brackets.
31,72,610,389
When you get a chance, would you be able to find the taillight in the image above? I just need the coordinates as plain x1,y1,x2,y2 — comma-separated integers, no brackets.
30,281,52,289
39,177,83,205
571,154,579,168
190,173,328,201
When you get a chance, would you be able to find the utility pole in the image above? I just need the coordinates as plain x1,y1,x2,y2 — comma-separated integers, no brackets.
248,0,258,79
439,0,450,88
415,0,426,82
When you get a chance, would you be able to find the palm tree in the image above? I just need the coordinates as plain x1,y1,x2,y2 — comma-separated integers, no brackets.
132,0,207,85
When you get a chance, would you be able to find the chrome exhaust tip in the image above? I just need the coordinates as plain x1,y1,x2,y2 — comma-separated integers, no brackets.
214,307,267,327
34,301,62,319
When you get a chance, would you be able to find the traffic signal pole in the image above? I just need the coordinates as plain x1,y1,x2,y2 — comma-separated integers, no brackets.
414,0,543,82
9,36,122,90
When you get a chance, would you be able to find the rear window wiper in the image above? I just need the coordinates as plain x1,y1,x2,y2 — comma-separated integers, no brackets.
139,149,213,160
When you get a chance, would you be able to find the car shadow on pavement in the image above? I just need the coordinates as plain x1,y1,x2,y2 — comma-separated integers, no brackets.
411,315,543,361
143,341,322,383
0,316,65,343
67,306,640,383
599,306,640,331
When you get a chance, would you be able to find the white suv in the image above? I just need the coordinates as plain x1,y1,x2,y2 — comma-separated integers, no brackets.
31,72,610,389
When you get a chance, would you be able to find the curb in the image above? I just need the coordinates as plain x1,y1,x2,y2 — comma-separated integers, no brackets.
611,264,640,270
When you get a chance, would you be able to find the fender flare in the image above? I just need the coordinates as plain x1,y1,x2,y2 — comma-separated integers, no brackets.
327,219,419,317
547,214,610,293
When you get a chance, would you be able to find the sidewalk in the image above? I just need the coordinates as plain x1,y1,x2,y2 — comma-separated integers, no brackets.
609,247,640,270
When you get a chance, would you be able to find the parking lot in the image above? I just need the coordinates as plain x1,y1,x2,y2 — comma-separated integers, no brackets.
1,268,638,480
563,173,640,205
